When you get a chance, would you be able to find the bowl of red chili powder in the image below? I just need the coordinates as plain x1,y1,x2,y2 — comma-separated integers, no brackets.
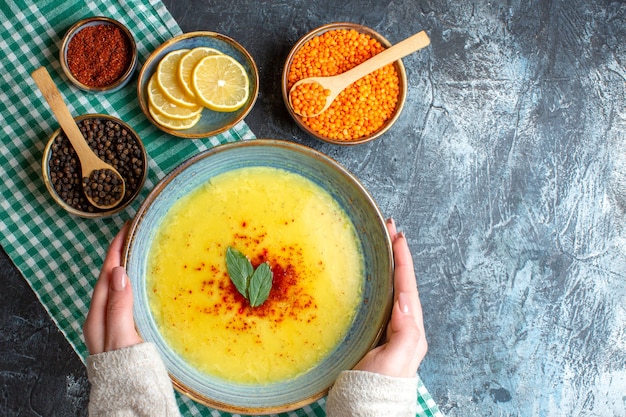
60,16,137,93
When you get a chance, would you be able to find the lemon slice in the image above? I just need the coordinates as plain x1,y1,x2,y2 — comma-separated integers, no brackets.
148,74,202,120
148,101,202,130
178,47,222,97
156,49,199,108
191,55,250,112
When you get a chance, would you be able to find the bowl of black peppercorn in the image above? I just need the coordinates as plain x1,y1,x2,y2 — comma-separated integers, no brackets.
42,114,147,218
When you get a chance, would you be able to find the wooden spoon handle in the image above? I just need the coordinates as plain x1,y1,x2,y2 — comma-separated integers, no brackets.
31,67,95,165
336,30,431,87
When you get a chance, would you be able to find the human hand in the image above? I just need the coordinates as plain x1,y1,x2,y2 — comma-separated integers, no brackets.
354,218,427,378
83,223,142,355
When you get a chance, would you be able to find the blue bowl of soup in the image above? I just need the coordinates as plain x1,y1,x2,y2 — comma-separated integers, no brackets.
123,139,392,414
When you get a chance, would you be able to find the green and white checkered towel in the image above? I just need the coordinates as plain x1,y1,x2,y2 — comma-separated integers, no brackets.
0,1,442,416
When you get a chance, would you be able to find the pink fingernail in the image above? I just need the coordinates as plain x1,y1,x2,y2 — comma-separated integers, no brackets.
398,292,411,315
111,267,127,291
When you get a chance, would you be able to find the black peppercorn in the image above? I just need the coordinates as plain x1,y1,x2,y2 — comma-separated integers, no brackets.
47,117,145,213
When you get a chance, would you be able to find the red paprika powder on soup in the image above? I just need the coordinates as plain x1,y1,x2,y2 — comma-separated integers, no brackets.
66,23,132,88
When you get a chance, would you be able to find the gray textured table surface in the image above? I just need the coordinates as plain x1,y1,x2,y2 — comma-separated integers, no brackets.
1,0,625,416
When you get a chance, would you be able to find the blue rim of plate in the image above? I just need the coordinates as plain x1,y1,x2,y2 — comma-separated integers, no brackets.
137,31,259,139
122,139,393,414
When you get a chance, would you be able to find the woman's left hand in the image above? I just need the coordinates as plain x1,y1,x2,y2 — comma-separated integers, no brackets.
83,223,142,355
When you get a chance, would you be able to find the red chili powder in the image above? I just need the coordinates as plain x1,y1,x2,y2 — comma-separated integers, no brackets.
66,24,132,87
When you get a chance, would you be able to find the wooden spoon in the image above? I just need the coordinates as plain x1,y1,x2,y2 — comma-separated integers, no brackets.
32,67,125,209
288,30,430,118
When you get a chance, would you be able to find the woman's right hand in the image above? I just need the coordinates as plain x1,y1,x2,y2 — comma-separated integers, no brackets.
354,218,427,377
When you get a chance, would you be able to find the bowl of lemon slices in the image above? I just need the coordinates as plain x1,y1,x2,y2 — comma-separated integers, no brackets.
138,32,259,139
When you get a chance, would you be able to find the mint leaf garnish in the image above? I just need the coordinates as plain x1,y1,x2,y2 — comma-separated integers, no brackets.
225,246,273,307
226,246,253,299
248,262,273,307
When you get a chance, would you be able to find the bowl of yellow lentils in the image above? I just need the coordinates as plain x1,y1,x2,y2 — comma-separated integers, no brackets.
282,23,408,145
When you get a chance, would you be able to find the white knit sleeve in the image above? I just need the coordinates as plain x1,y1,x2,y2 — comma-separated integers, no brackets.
326,370,418,417
86,342,181,417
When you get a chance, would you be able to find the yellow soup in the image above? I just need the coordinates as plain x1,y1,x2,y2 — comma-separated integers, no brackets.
147,166,363,384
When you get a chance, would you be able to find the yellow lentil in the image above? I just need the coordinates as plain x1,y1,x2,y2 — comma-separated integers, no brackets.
290,82,331,117
287,29,400,141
